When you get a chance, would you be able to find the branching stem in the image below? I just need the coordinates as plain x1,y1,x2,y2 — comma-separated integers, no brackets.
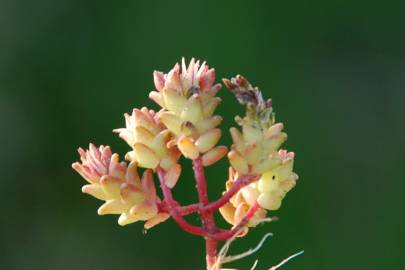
176,173,259,215
157,167,205,236
203,174,259,213
156,158,260,270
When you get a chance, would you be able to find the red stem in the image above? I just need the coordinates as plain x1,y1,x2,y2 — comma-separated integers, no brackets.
156,167,206,237
177,203,200,215
192,157,218,270
158,200,199,216
203,174,258,213
176,174,258,216
157,159,261,270
160,173,259,218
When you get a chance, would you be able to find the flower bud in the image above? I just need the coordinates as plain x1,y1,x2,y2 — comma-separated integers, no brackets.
234,202,250,225
152,58,221,97
165,63,182,92
149,91,164,107
133,143,160,169
98,200,126,215
180,94,203,124
201,97,221,118
180,121,198,138
219,202,237,225
162,88,187,115
153,71,165,91
134,126,155,146
120,183,145,205
100,175,122,198
134,108,160,134
150,130,171,157
115,108,179,170
129,203,158,221
159,112,182,135
164,164,182,188
257,193,282,210
251,156,281,174
144,213,171,229
202,146,228,166
264,122,284,138
195,116,222,134
262,132,287,153
81,184,107,200
151,58,223,159
229,127,245,153
219,173,267,232
255,150,298,210
177,135,199,159
199,67,215,92
242,123,263,145
195,128,222,153
73,145,167,228
118,212,139,226
228,150,248,174
245,143,262,165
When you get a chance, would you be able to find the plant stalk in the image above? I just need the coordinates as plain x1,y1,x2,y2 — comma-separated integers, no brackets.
157,159,261,270
192,157,218,270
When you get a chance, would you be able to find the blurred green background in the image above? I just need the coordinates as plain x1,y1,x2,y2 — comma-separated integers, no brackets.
1,0,404,269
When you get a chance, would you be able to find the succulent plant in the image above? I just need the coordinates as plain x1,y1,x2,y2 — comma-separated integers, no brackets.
72,58,300,270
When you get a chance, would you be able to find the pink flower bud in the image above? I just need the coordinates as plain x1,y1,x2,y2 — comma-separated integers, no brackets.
72,144,125,184
73,145,167,227
120,183,145,205
153,71,165,91
264,123,284,138
152,58,221,97
202,146,228,166
165,63,182,92
164,164,182,188
115,108,179,170
199,68,216,92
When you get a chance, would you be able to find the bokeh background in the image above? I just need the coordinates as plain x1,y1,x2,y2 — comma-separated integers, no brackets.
1,0,404,269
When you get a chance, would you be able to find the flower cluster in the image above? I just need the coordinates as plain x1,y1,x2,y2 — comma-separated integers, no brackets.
72,144,169,227
224,75,285,175
219,167,267,236
219,75,298,227
72,58,300,270
150,58,227,165
113,108,182,188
